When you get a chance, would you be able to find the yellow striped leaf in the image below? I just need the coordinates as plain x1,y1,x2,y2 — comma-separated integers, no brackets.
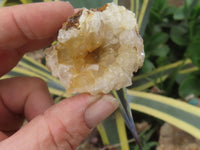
0,0,7,6
131,59,199,91
20,0,32,4
127,90,200,139
1,56,67,97
126,0,154,35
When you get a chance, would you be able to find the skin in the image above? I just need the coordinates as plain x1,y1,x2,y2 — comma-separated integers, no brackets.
0,2,119,150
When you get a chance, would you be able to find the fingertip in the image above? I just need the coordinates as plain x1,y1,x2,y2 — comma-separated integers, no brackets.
0,1,75,50
26,1,75,39
49,1,75,17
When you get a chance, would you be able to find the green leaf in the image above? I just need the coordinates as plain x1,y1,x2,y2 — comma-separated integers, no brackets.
150,10,162,23
1,0,21,6
143,142,158,149
186,43,200,68
31,0,45,2
185,0,194,8
137,0,154,36
189,1,200,20
151,44,170,57
132,59,199,91
142,59,155,73
100,111,127,149
188,19,200,42
185,0,199,19
0,0,6,6
20,0,32,3
170,25,189,46
151,0,167,14
176,73,190,84
179,76,200,98
98,110,130,150
164,60,185,95
147,32,169,50
173,6,185,20
64,0,112,8
141,127,156,142
113,89,142,150
164,5,176,16
127,90,200,139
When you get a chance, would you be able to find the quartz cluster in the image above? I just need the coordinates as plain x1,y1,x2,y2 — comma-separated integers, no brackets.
45,3,145,95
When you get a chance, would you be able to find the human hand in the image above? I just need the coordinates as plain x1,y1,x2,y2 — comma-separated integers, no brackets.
0,2,119,150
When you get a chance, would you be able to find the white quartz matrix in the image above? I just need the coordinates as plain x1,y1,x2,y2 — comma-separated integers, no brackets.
45,3,145,95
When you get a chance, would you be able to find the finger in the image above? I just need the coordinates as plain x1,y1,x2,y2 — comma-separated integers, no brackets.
0,94,119,150
0,37,55,76
0,2,74,76
0,77,53,132
0,131,7,141
0,1,74,51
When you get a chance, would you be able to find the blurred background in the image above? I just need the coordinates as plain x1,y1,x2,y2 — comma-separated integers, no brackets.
1,0,200,150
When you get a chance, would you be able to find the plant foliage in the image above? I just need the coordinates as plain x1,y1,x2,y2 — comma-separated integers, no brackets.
1,0,200,150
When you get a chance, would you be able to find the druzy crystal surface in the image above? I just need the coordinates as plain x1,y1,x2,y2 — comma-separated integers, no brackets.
45,3,145,95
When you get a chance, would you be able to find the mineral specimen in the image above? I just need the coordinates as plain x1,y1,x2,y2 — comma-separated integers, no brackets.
45,3,145,95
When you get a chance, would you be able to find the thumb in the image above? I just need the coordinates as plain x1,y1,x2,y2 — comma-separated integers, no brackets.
0,94,119,150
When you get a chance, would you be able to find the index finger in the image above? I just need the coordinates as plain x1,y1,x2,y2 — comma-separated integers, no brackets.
0,2,74,76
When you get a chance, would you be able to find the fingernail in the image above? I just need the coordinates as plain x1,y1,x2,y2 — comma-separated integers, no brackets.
84,95,119,129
